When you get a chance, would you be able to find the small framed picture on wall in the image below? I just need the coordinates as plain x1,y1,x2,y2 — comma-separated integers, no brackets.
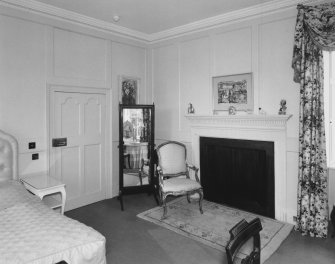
119,75,140,105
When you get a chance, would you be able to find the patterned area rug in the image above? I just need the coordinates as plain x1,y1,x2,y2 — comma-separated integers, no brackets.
137,197,293,263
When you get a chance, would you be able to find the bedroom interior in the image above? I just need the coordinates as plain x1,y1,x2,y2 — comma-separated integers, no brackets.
0,0,335,263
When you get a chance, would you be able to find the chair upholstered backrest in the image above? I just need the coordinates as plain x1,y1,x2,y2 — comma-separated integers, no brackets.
0,130,18,182
156,141,187,175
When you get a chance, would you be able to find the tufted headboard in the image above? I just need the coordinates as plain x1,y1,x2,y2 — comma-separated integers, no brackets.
0,130,18,181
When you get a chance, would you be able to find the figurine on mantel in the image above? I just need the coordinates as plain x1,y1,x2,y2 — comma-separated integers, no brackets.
188,103,195,114
228,106,236,115
278,99,287,115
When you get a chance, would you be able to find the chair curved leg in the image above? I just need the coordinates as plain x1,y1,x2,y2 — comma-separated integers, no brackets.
162,194,168,219
158,188,163,206
198,189,204,214
187,193,191,203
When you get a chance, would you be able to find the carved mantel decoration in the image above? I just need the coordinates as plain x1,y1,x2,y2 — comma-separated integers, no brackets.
185,114,292,222
185,114,292,130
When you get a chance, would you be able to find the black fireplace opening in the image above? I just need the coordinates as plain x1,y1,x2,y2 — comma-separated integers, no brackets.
200,137,274,218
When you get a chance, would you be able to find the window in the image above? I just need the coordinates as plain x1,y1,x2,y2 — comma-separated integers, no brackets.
324,51,335,168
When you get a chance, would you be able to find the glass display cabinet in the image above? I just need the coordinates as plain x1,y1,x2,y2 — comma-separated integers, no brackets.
118,104,156,210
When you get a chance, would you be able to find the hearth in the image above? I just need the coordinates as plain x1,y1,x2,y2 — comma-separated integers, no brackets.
200,136,274,218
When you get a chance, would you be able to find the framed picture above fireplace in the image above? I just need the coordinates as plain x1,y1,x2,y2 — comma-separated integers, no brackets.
212,73,253,113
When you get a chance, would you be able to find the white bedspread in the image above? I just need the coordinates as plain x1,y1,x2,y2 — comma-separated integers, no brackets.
0,180,39,210
0,181,106,264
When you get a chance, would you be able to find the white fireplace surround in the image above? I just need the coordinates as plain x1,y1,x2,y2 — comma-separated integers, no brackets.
185,114,292,222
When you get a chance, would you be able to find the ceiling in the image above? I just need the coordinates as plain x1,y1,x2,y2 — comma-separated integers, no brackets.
34,0,278,34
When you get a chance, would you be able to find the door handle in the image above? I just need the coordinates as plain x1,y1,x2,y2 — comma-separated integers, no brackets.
52,138,67,147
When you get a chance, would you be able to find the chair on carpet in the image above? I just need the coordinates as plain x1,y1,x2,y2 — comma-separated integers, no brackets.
156,141,203,219
225,217,263,264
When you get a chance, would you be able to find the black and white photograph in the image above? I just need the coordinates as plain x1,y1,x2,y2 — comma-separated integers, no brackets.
1,1,334,264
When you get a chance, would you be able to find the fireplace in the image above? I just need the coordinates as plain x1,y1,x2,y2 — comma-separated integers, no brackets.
185,114,292,222
200,136,274,218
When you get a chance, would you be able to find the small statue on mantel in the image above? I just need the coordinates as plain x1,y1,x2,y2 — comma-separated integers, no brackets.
228,106,236,115
278,99,287,115
188,103,195,114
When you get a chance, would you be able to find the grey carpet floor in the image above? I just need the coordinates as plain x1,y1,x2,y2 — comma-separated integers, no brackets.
65,193,335,264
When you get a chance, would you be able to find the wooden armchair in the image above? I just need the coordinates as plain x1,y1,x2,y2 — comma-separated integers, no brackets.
226,218,263,264
156,141,203,219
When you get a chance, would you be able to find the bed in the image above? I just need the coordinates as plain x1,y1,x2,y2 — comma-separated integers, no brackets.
0,130,106,264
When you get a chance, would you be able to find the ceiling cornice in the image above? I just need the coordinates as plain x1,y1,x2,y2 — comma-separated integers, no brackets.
0,0,150,43
148,0,319,43
0,0,320,44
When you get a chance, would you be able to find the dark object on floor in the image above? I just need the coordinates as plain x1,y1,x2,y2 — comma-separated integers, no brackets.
331,205,335,238
226,218,263,264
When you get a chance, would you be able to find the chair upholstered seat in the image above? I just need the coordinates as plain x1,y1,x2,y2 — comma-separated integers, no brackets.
162,178,201,193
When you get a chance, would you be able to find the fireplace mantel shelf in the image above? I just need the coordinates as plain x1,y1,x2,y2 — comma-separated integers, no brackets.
185,114,292,130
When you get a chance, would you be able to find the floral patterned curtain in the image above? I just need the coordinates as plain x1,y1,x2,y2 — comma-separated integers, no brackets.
292,2,335,238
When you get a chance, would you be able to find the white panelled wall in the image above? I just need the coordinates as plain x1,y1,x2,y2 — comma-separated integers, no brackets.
0,15,48,174
151,10,301,223
0,7,149,199
110,42,147,195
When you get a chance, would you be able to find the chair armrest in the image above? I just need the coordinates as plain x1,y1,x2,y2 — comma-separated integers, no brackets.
156,165,164,186
186,163,200,182
186,163,198,171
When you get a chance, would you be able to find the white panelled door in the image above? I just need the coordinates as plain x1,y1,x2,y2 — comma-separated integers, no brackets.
49,87,106,211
